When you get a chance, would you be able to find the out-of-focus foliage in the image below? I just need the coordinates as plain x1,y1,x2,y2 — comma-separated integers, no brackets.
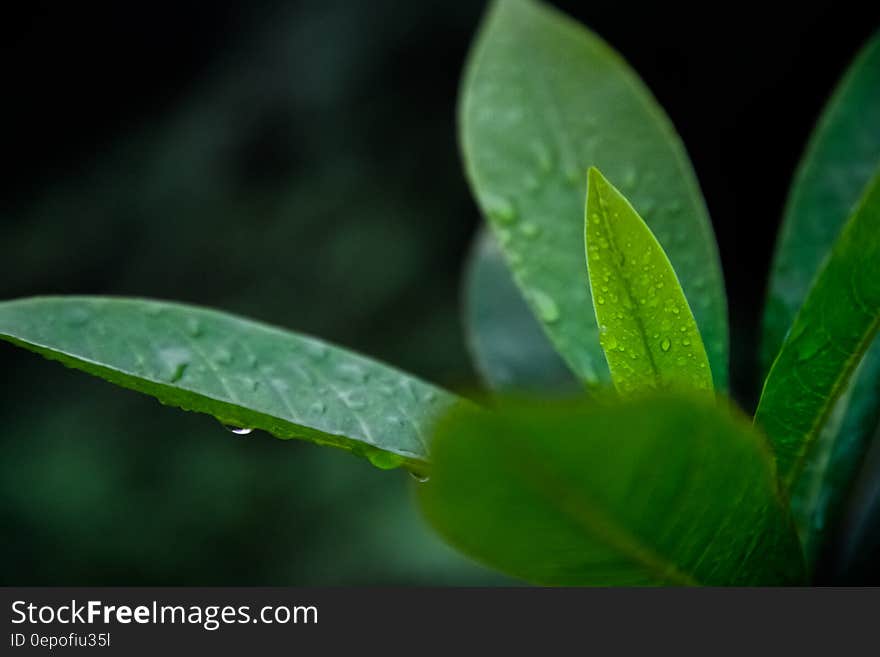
0,0,506,585
419,394,805,586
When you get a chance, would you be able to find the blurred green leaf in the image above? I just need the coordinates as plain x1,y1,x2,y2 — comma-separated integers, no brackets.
585,168,713,395
760,32,880,564
418,394,804,586
464,228,577,393
755,172,880,492
459,0,727,389
0,297,458,473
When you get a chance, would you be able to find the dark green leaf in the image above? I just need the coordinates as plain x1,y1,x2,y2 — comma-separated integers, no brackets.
460,0,728,388
464,228,577,393
762,32,880,367
760,32,880,562
0,297,458,473
418,394,805,586
585,168,713,395
755,172,880,490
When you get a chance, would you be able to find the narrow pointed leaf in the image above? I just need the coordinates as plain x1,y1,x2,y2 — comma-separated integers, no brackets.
418,394,805,586
464,228,577,393
762,32,880,367
460,0,728,388
0,297,458,472
756,172,880,490
585,168,713,395
760,32,880,562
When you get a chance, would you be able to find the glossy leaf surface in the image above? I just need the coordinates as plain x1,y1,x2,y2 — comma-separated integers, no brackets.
763,32,880,366
760,32,880,561
0,297,458,473
460,0,728,388
585,168,713,395
756,173,880,490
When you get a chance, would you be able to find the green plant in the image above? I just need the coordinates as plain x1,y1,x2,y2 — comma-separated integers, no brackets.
1,0,878,585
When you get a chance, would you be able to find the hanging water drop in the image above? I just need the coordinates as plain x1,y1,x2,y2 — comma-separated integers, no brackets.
367,449,404,471
409,471,430,483
224,425,253,436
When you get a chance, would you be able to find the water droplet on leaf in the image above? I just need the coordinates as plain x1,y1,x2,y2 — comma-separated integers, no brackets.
66,307,92,327
367,449,404,471
520,222,540,238
305,342,328,361
185,318,203,337
530,289,560,324
337,363,368,383
484,194,517,224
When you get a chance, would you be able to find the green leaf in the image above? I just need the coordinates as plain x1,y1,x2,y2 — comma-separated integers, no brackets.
755,172,880,490
760,32,880,562
0,297,458,474
762,32,880,368
418,394,805,586
585,168,713,395
459,0,728,389
464,228,577,393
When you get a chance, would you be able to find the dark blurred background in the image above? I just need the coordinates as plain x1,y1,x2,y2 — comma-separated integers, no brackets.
1,1,879,584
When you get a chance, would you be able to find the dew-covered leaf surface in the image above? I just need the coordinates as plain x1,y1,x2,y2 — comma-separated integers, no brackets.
460,0,728,388
585,168,713,395
0,297,459,473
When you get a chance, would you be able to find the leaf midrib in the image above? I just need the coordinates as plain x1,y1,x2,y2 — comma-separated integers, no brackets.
594,190,663,388
498,427,700,586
